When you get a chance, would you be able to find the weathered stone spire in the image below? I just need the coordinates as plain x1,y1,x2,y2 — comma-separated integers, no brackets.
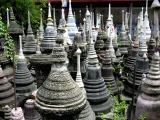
125,12,129,31
27,11,33,35
76,48,84,88
7,8,10,28
41,3,57,54
122,10,125,32
59,8,72,45
108,28,116,62
84,24,113,118
8,7,23,35
101,49,118,95
66,0,78,42
108,3,112,21
15,35,36,96
144,0,151,42
135,52,160,120
19,35,25,59
23,11,37,55
39,8,44,41
35,35,86,120
118,10,130,55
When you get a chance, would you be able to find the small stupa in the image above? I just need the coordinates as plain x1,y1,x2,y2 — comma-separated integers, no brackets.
100,49,118,95
0,65,14,113
35,35,86,120
7,7,23,52
135,52,160,120
83,31,113,119
118,10,130,55
66,0,78,43
41,3,57,54
15,36,36,97
75,48,96,120
24,99,41,120
23,11,37,56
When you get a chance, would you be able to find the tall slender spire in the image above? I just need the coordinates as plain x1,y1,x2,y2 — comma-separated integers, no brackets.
39,8,44,41
27,11,33,34
48,3,52,19
144,0,151,42
66,0,78,42
125,12,129,31
108,3,111,20
7,8,10,28
19,35,25,59
76,48,84,89
122,10,125,31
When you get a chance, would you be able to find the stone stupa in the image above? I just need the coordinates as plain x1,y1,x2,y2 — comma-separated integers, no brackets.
100,49,118,95
23,11,37,57
135,52,160,120
7,7,23,52
0,65,14,115
66,0,78,43
35,35,86,120
15,36,36,97
118,10,130,55
83,32,113,119
41,3,57,54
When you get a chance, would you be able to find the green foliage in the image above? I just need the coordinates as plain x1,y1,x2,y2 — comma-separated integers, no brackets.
113,96,128,120
99,112,106,120
139,114,146,120
0,0,47,33
0,16,15,61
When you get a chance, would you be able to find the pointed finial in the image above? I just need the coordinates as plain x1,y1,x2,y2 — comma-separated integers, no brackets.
92,12,95,28
69,0,72,11
108,3,111,20
40,8,43,30
7,8,10,28
146,0,148,13
62,8,65,19
19,35,25,59
122,10,125,31
48,3,52,18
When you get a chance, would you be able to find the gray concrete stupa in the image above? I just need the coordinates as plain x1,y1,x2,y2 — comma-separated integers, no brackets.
75,48,96,120
124,40,149,98
135,52,160,120
83,34,113,119
41,3,57,54
100,49,118,95
24,99,41,120
35,35,86,120
15,36,36,97
0,65,14,115
7,7,23,53
118,10,130,55
23,11,37,57
66,0,78,43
